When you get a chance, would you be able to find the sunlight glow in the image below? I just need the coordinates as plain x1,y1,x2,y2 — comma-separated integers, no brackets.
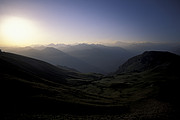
0,17,38,46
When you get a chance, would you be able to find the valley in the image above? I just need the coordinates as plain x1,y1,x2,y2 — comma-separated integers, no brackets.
1,50,180,119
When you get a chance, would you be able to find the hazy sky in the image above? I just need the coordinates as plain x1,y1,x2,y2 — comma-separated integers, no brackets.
0,0,180,46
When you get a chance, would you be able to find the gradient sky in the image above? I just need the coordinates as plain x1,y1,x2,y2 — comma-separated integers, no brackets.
0,0,180,46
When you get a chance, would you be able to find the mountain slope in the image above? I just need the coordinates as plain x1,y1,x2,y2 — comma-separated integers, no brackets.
13,47,104,73
116,51,180,73
0,51,67,83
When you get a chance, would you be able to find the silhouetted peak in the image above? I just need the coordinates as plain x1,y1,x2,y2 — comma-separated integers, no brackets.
42,47,64,54
48,43,56,46
43,47,58,51
40,47,74,61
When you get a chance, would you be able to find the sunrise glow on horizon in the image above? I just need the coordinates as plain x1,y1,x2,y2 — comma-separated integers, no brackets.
0,16,39,46
0,0,180,47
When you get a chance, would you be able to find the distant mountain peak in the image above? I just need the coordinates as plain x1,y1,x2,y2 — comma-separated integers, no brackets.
43,47,59,51
42,47,65,54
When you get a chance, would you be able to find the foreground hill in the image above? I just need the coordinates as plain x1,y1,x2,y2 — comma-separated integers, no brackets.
1,50,180,119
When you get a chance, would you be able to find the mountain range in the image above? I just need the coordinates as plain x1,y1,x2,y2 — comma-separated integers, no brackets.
63,44,133,73
4,44,134,73
8,46,104,73
1,50,180,119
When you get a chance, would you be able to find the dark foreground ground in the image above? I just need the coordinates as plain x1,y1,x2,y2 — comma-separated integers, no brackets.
1,51,180,120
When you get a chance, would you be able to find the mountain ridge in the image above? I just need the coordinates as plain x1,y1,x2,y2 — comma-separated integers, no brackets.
116,51,180,74
11,47,104,73
3,44,134,73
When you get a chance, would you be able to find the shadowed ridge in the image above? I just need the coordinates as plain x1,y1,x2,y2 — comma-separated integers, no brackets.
116,51,180,74
0,51,68,83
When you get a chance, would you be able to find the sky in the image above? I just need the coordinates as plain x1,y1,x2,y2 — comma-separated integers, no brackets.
0,0,180,46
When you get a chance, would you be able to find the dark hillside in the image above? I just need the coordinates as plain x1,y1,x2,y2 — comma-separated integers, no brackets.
116,51,180,73
0,52,68,83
